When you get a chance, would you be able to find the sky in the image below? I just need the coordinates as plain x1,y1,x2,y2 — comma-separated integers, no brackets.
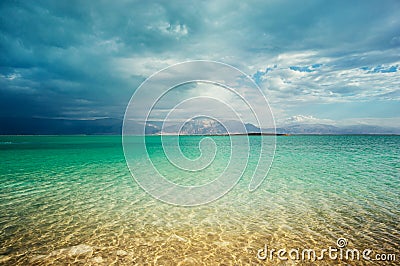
0,0,399,131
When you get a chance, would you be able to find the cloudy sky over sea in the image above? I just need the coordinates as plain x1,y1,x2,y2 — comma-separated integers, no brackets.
1,0,399,130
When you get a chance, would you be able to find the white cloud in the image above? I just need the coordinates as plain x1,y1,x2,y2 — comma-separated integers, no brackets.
113,56,182,77
283,115,335,125
148,21,188,38
391,36,400,45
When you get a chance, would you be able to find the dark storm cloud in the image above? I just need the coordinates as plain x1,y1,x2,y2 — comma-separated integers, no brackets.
0,0,198,120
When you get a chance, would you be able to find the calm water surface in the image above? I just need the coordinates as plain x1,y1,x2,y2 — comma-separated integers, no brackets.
0,135,399,265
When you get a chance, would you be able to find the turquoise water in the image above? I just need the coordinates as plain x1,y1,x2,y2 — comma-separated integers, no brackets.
0,135,399,265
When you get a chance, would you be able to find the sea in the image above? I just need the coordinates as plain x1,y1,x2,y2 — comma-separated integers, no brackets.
0,135,399,265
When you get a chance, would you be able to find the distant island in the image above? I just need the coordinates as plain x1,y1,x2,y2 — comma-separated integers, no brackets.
226,132,290,136
159,132,289,136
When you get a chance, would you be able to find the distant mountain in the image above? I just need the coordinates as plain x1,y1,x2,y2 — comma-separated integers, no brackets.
337,124,400,134
276,123,400,135
161,118,261,135
0,117,123,135
244,123,262,133
277,124,340,134
1,117,398,135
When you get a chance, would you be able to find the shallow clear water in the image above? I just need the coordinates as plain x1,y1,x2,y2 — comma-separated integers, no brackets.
0,135,399,265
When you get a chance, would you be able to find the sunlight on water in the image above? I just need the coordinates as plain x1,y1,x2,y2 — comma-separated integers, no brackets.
0,135,399,265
